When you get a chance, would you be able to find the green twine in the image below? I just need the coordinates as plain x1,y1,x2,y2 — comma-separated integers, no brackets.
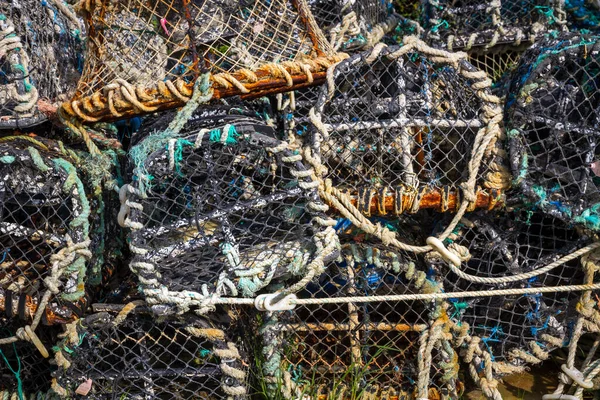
170,139,194,174
53,158,90,237
208,125,239,145
449,301,468,321
198,348,211,358
0,155,15,164
574,203,600,230
53,158,91,301
534,5,557,24
11,64,32,92
430,20,449,33
129,74,213,194
259,318,284,381
166,74,213,134
27,147,49,172
0,343,24,400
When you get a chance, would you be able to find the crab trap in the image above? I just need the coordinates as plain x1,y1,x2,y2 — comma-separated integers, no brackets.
431,209,594,369
59,0,347,125
51,302,248,399
505,33,600,231
0,0,83,129
119,106,339,316
421,0,566,83
0,133,120,332
255,235,462,400
310,37,508,219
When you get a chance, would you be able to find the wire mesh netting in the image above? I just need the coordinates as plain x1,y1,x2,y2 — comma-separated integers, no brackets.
119,105,339,315
310,39,508,218
422,0,565,50
0,0,83,129
254,224,463,399
51,303,249,399
419,0,567,88
60,0,346,125
2,2,600,399
438,210,592,363
0,135,101,324
506,33,600,231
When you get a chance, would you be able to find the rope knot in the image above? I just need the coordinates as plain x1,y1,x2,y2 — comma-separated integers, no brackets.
460,182,477,203
16,326,49,358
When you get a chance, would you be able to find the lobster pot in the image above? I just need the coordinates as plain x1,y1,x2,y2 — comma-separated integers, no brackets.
0,0,83,129
433,210,591,366
506,34,600,231
60,0,343,124
122,112,339,315
257,240,461,399
0,320,62,396
421,0,562,84
0,136,102,323
309,0,393,51
311,40,507,218
51,307,248,399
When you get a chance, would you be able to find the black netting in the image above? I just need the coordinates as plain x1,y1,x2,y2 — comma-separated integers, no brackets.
0,135,99,323
1,3,600,398
51,306,248,399
0,320,62,397
419,0,565,89
421,0,562,50
506,33,600,230
0,1,83,129
122,107,338,315
437,210,591,363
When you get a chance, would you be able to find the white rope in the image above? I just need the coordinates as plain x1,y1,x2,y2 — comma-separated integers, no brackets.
176,283,600,306
444,242,600,284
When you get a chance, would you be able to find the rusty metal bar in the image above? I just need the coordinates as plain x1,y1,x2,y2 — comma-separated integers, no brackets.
332,186,504,216
282,322,428,332
63,69,331,123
